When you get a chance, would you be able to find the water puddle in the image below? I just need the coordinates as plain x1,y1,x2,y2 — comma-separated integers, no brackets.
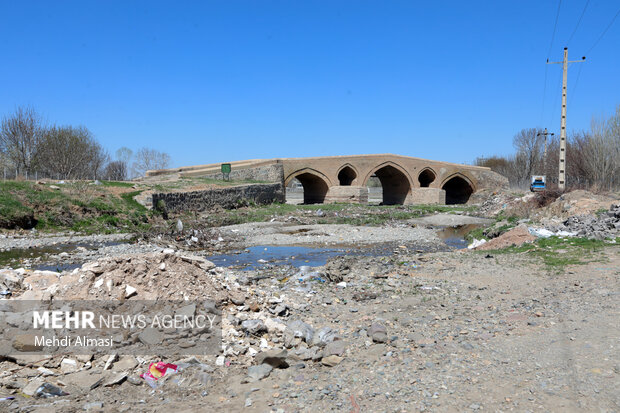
436,224,482,249
34,262,84,272
0,241,127,271
209,245,381,270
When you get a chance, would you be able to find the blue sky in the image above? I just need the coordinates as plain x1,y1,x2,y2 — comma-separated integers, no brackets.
1,0,619,167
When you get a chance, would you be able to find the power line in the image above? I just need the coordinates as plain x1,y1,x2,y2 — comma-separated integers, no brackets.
587,5,620,54
567,0,590,46
568,63,584,107
546,0,563,58
541,0,563,125
540,66,549,126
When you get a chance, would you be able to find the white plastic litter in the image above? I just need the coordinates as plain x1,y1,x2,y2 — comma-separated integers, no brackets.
467,239,487,249
556,230,578,237
528,228,554,238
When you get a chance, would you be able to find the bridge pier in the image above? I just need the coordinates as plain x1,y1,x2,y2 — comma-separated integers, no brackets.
323,186,446,205
324,186,368,204
409,188,446,204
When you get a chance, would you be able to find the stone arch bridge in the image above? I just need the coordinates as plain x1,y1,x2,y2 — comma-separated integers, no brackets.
145,154,507,205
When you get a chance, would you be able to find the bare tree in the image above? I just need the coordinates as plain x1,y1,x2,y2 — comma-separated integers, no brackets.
512,128,545,187
38,126,108,179
116,147,133,164
103,161,128,181
114,147,133,179
475,155,512,178
132,147,171,177
91,144,109,180
0,106,46,175
581,111,620,189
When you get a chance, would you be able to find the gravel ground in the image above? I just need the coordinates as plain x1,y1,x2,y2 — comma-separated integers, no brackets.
220,222,443,248
0,233,159,271
1,211,618,412
1,244,618,412
0,232,132,251
407,213,493,227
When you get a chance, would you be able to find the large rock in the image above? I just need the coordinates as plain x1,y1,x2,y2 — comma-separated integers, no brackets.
255,349,288,368
311,327,339,347
369,322,388,343
323,340,345,357
247,364,273,381
321,355,343,367
241,319,267,335
0,269,24,290
13,334,43,352
60,358,79,373
23,271,60,291
21,378,45,396
286,320,314,343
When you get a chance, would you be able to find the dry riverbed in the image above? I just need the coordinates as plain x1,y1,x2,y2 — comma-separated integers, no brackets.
0,196,619,412
0,243,618,412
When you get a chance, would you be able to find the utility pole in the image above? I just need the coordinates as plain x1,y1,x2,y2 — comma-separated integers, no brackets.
537,128,554,171
547,47,585,190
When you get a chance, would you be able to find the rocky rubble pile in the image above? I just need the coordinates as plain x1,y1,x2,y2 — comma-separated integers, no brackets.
546,190,618,217
1,250,243,302
474,190,530,217
550,204,620,240
153,222,230,251
0,252,401,410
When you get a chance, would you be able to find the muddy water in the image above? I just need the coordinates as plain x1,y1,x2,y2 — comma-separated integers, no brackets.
0,223,482,272
0,241,127,271
436,224,481,248
208,245,380,270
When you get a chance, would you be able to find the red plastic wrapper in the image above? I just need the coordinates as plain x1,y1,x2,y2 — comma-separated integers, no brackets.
140,362,178,384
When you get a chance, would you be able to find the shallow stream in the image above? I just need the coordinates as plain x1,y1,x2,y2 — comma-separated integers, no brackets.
0,224,482,271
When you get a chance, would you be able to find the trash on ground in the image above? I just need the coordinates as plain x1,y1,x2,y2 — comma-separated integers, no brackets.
140,362,178,389
34,383,69,398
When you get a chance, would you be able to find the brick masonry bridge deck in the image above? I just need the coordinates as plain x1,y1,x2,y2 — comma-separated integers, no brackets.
145,154,507,205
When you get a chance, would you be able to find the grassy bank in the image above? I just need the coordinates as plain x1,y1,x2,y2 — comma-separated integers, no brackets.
478,236,618,271
0,181,151,233
1,180,480,233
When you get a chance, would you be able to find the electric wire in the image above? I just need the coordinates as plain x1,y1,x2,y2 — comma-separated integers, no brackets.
541,66,549,126
541,0,563,126
568,63,584,107
546,0,563,58
587,6,620,54
567,0,590,46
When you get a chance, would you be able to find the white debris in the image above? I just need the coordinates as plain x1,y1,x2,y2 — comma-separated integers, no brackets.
467,239,487,249
125,285,137,298
528,227,554,238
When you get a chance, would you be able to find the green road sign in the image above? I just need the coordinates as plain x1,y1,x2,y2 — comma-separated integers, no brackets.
221,163,231,174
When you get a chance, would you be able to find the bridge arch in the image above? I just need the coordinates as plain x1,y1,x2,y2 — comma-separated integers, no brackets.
286,168,331,204
337,164,358,186
441,173,475,204
417,167,436,187
363,162,413,205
